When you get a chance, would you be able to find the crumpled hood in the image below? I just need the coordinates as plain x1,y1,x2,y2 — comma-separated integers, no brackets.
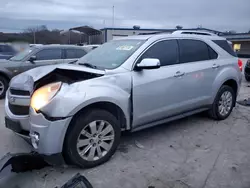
13,63,105,82
10,63,106,93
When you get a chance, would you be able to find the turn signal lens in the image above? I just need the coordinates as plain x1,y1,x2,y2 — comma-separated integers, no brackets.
238,59,243,72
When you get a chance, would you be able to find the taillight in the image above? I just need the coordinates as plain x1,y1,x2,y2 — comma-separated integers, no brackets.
238,59,243,72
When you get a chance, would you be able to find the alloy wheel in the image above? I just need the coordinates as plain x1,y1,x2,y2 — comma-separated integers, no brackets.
76,120,115,161
0,81,4,96
218,91,233,116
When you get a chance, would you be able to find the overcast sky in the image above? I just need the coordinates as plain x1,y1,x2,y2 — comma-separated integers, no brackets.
0,0,250,33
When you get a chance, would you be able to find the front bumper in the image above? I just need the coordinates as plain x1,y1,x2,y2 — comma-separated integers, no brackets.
29,108,72,155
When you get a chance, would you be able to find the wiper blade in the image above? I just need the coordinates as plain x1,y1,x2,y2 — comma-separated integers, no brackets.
79,62,97,69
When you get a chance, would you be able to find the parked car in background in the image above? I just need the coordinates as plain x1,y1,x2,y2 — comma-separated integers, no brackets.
0,44,16,60
82,45,100,52
5,32,242,168
0,45,87,98
244,59,250,81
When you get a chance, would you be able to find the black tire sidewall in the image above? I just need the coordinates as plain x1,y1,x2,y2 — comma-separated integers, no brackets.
213,85,235,120
64,109,121,168
245,74,250,82
0,76,8,99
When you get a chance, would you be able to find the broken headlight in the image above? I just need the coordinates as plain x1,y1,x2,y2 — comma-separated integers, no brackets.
31,82,62,111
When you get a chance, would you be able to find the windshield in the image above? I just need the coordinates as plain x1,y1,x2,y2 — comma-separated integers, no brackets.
77,39,145,69
9,48,33,61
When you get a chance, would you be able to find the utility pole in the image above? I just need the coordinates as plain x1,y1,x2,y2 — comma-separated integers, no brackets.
112,5,115,28
33,30,36,44
112,5,115,39
68,30,71,44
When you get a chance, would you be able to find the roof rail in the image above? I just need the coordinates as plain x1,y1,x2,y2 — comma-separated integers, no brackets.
172,30,217,36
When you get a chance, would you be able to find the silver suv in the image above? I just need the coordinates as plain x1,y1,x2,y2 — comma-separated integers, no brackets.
5,32,242,168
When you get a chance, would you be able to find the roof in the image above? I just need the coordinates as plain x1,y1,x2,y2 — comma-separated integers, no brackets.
100,27,222,34
69,26,102,35
114,33,224,41
35,44,85,49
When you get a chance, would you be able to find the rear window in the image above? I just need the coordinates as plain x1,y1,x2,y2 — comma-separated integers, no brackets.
212,40,237,57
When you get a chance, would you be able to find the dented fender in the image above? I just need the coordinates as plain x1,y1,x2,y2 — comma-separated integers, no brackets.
40,72,132,130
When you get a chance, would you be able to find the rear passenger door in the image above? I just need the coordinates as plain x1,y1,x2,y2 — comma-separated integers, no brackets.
177,39,219,110
64,49,87,64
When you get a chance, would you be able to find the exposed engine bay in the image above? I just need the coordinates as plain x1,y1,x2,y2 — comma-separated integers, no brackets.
34,68,103,91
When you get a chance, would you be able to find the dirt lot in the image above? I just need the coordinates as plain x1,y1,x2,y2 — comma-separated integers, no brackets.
0,61,250,188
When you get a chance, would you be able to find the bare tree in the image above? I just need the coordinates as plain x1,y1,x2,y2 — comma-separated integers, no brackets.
176,25,183,30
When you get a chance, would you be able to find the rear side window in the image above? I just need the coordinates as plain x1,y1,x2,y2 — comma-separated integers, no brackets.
140,40,178,66
66,49,86,59
208,46,218,59
178,39,210,63
212,40,237,57
36,49,62,60
76,49,87,58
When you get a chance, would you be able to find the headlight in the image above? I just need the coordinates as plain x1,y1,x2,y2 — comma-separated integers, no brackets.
31,82,62,111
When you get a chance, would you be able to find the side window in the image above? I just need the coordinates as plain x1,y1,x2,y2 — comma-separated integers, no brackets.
212,40,237,57
208,45,218,59
139,40,178,66
3,45,14,52
179,39,210,63
36,49,62,60
65,49,77,59
65,49,87,59
76,49,87,58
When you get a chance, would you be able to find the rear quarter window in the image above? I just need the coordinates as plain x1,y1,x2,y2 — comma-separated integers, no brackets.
212,40,237,57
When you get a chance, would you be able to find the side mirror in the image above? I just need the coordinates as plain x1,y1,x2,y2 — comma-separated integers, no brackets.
29,56,36,63
136,58,160,69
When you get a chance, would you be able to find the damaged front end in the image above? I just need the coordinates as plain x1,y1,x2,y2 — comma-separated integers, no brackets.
4,64,105,170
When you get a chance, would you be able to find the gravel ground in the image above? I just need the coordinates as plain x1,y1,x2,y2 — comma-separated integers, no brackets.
0,59,249,188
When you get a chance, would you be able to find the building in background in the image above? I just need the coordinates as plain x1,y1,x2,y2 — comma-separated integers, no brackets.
100,27,222,42
222,33,250,57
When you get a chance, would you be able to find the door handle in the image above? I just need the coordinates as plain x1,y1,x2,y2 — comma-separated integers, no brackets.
212,64,220,69
174,71,185,77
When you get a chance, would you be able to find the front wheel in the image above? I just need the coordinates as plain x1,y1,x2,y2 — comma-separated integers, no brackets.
208,85,235,120
63,109,121,168
0,76,8,99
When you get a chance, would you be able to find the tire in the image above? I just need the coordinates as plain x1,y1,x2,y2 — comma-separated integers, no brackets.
63,109,121,168
0,76,8,99
245,74,250,82
208,85,235,120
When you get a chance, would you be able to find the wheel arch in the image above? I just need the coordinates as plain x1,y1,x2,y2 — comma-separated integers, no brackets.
0,71,11,82
69,101,128,130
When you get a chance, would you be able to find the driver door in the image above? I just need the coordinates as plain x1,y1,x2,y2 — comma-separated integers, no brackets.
132,39,188,128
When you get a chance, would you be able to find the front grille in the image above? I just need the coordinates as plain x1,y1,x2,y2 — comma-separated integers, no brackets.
10,89,30,96
9,103,29,115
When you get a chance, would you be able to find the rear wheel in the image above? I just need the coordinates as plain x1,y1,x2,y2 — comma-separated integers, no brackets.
0,76,8,99
208,85,235,120
245,74,250,82
63,109,121,168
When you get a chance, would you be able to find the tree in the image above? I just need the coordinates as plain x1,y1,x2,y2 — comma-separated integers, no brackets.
176,25,183,30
